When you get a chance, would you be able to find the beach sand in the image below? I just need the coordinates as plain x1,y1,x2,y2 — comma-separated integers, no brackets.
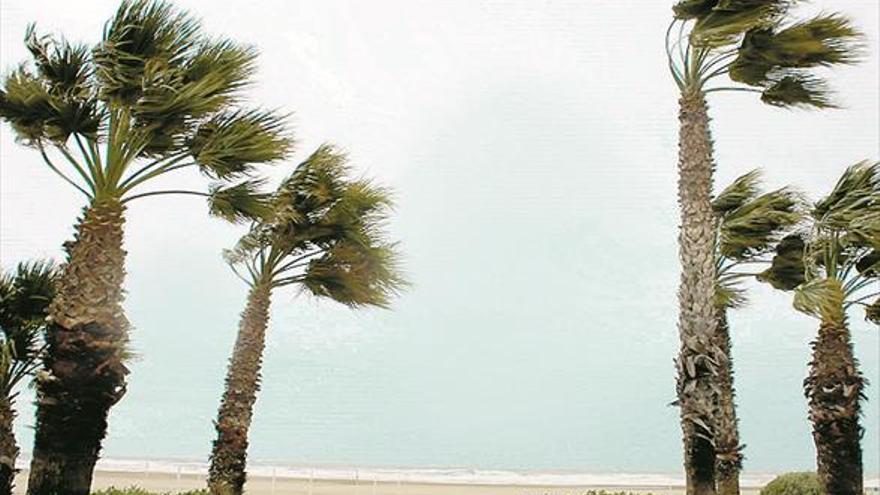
12,470,764,495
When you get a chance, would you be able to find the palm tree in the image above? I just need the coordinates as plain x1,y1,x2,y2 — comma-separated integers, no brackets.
0,261,57,495
207,145,404,495
760,162,879,495
0,2,291,493
710,171,801,494
665,3,863,492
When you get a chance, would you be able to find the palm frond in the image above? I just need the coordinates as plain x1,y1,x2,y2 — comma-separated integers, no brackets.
690,1,789,48
24,25,92,98
866,298,880,325
716,277,747,310
0,68,54,145
846,211,880,251
718,186,802,261
94,0,202,102
300,241,405,308
793,277,845,321
673,0,720,21
855,250,880,278
761,14,862,69
208,180,272,223
813,161,880,231
757,233,807,290
713,169,762,214
185,37,258,101
760,74,835,109
189,109,292,179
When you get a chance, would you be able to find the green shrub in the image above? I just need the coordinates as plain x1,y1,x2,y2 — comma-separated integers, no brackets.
760,472,822,495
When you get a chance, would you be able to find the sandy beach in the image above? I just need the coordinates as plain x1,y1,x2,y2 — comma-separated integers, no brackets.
12,470,765,495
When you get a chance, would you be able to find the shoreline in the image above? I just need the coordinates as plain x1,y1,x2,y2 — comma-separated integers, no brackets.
12,459,880,494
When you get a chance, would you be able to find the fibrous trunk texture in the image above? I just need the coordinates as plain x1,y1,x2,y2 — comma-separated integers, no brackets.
0,396,18,495
675,91,720,495
27,200,130,495
208,284,272,495
806,318,863,495
714,311,741,495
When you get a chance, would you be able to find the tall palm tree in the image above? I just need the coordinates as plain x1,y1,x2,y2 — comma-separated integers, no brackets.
710,171,801,495
0,261,57,495
760,162,879,495
0,2,291,493
665,3,862,492
207,145,404,495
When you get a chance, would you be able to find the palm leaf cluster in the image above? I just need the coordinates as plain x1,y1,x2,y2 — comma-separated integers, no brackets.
761,162,880,322
0,261,57,397
667,0,863,107
712,170,802,309
0,0,291,217
225,145,405,307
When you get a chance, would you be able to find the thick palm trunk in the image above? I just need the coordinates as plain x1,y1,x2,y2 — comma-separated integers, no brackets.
714,311,741,495
0,396,18,495
209,284,272,495
27,200,130,495
675,91,719,495
805,318,863,495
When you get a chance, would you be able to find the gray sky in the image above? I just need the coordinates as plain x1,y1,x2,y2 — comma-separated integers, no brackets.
1,0,879,474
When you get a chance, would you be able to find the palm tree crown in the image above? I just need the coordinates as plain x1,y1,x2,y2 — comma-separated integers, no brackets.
668,0,863,106
761,161,880,321
0,0,291,215
0,261,57,398
225,144,405,304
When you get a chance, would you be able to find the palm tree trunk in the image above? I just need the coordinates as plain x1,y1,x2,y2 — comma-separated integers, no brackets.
27,199,130,495
714,310,741,495
0,396,18,495
675,91,719,495
208,284,272,495
805,318,863,495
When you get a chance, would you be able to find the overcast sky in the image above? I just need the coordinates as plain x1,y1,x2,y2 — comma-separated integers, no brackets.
1,0,878,474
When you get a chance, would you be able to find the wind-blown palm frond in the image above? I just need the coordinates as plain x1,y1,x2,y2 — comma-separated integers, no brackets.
758,233,808,291
793,277,845,322
717,186,801,261
93,0,202,102
189,109,291,179
208,180,272,224
301,241,404,308
714,171,802,310
866,298,880,325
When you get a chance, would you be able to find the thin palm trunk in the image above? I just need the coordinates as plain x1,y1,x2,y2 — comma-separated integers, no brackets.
714,310,741,495
27,200,129,495
676,91,719,495
209,284,272,495
0,396,17,495
805,318,863,495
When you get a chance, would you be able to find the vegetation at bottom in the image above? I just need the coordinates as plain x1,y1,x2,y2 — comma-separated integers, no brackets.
91,488,207,495
759,473,822,495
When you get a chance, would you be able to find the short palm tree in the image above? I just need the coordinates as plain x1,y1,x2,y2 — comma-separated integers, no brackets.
0,2,291,493
0,261,57,495
666,3,862,492
207,145,404,495
711,171,801,494
760,162,879,495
